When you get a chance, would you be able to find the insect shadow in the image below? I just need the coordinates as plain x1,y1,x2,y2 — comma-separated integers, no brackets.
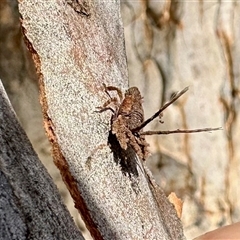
108,131,140,179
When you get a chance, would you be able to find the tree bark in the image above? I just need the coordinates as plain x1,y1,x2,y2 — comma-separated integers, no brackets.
0,80,83,239
0,0,88,236
18,0,184,239
3,0,239,239
4,0,239,239
122,1,240,238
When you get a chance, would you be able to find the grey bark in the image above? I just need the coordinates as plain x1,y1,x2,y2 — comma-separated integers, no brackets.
0,80,84,239
0,0,88,236
17,0,185,240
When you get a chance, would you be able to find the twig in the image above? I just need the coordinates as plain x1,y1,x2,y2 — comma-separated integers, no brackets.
132,87,189,132
140,127,222,135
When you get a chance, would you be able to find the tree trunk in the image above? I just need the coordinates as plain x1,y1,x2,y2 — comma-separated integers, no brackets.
17,0,184,240
0,80,84,239
0,0,89,237
122,1,240,238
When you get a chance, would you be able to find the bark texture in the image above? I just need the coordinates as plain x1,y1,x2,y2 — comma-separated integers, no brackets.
0,80,83,239
2,0,238,239
18,0,184,240
0,0,88,237
122,1,240,238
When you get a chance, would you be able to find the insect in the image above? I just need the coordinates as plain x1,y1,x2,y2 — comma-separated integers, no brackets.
97,84,221,161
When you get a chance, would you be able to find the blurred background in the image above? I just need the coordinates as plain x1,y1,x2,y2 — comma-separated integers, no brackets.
1,0,239,239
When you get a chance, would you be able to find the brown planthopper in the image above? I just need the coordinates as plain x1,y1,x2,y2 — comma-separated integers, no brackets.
97,84,222,161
